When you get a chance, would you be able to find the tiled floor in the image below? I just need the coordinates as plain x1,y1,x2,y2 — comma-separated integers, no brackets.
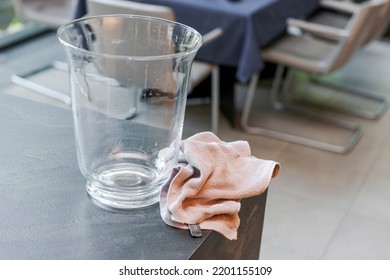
1,32,390,260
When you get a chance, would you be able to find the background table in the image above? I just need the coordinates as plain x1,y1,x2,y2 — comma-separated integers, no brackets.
0,93,267,260
131,0,319,127
137,0,320,83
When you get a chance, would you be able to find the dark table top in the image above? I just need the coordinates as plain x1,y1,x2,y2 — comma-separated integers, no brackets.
0,93,211,259
0,93,267,259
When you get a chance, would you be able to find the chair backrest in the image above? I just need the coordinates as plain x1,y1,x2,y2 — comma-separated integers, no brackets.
362,0,390,44
86,0,175,21
83,0,181,94
10,0,80,28
329,0,387,72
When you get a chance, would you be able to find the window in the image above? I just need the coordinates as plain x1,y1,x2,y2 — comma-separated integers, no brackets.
0,0,46,49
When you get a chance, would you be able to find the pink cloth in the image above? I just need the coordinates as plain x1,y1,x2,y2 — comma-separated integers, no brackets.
160,132,280,240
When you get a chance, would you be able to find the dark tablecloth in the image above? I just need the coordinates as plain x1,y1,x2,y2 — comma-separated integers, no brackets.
136,0,320,82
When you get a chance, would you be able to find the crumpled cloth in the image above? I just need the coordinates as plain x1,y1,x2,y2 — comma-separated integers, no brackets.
160,132,280,240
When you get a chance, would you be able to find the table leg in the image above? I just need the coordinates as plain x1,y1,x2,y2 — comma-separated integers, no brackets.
219,65,237,128
188,65,238,128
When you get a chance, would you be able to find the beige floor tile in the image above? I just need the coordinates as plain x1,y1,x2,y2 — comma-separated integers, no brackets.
323,212,390,260
350,172,390,223
348,130,390,223
260,187,346,259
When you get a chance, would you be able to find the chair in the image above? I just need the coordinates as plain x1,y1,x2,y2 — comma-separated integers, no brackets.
86,0,223,133
297,0,390,119
241,0,387,153
309,0,390,46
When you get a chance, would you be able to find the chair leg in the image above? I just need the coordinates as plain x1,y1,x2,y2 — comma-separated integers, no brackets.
211,65,220,134
240,65,362,154
306,75,389,120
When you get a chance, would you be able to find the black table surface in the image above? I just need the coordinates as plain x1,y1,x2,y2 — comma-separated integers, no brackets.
0,93,266,260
